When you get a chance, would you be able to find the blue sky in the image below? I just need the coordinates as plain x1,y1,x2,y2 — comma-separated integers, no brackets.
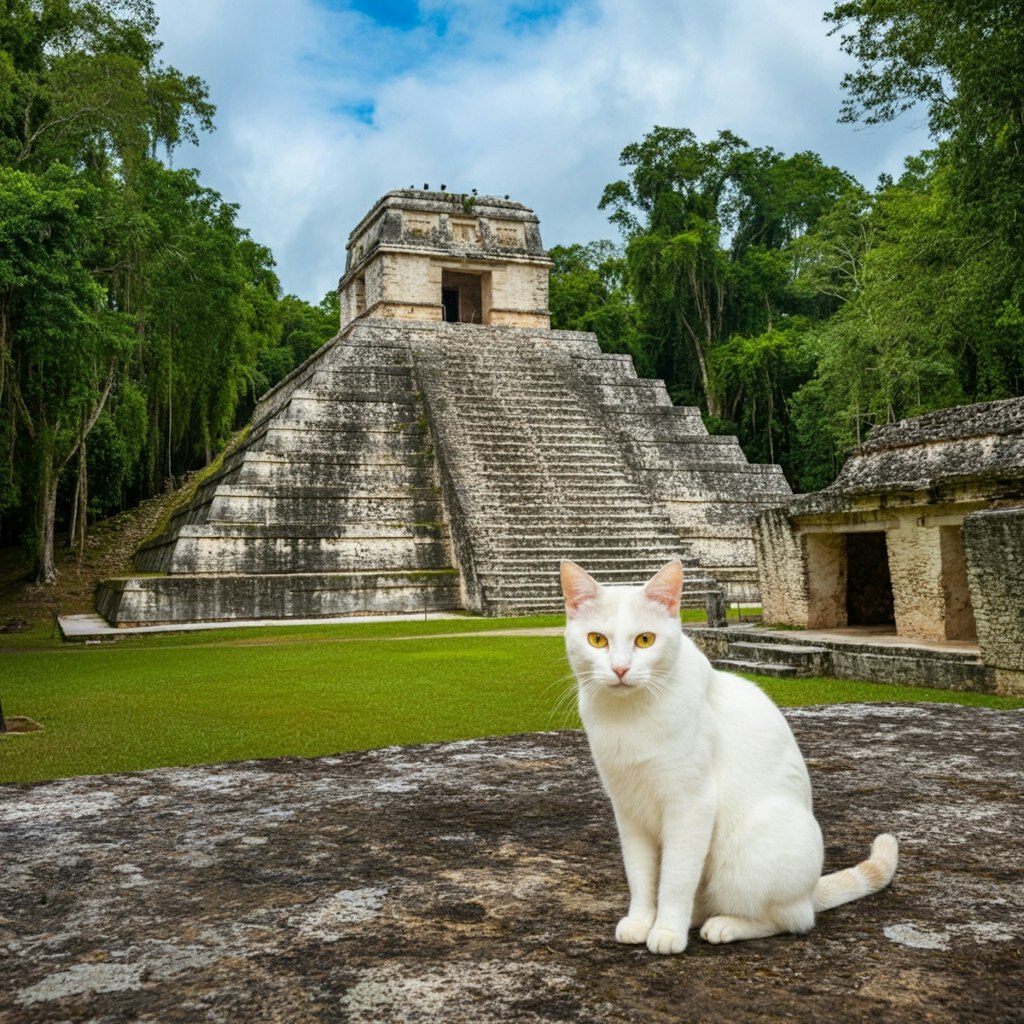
151,0,931,303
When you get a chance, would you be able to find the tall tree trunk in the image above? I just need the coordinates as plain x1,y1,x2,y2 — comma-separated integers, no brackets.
35,453,59,584
32,367,115,584
76,436,88,566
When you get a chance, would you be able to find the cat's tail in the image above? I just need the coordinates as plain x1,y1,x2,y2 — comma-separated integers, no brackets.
813,833,899,913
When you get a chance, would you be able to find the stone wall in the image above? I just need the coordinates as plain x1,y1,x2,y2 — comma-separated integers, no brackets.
963,506,1024,695
752,506,808,626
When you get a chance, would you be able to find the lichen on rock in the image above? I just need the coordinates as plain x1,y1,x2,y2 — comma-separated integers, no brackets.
1,704,1021,1023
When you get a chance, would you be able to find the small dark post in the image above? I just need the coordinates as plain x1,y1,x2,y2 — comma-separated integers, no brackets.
0,698,7,733
705,591,727,629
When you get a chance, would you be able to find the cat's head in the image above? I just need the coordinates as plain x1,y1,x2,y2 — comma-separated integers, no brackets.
560,560,683,698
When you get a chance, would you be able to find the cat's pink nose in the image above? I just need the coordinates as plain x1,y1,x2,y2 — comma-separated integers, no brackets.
612,665,629,681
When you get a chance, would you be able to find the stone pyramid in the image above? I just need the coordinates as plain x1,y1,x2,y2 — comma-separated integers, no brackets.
97,190,790,624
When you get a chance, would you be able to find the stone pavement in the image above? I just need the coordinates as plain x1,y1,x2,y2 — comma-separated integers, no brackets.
1,704,1021,1023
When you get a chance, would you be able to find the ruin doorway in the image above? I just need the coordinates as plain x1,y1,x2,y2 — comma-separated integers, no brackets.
441,270,485,324
441,288,459,323
939,525,977,641
845,531,895,627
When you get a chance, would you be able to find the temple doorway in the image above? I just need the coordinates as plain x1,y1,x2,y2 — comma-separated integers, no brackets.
441,287,459,322
845,531,895,627
441,270,485,323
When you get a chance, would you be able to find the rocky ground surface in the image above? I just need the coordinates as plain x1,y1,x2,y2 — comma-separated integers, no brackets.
1,703,1021,1024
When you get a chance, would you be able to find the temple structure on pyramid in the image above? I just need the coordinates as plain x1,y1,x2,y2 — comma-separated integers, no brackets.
96,189,792,624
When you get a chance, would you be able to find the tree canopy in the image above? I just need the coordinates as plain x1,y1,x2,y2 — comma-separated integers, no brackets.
3,0,1023,585
0,0,337,581
548,5,1023,489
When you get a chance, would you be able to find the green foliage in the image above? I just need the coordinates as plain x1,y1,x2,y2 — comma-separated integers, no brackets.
556,0,1016,491
0,2,344,577
84,379,148,512
710,319,817,471
826,0,1024,246
548,241,651,373
825,0,1024,376
786,152,1024,488
0,162,135,574
251,290,338,400
599,126,858,421
0,0,214,171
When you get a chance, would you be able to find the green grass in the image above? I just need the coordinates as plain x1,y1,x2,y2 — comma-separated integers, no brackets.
0,606,741,651
2,620,1021,784
751,674,1024,709
1,633,577,784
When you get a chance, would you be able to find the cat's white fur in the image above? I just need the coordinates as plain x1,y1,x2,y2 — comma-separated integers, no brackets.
561,558,898,955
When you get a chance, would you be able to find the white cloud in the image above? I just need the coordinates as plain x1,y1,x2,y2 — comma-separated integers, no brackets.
152,0,931,302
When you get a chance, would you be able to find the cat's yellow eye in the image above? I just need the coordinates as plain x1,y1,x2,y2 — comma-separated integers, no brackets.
635,632,656,648
587,632,609,649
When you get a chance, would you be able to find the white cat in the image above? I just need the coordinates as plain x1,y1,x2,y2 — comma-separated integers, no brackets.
560,558,898,955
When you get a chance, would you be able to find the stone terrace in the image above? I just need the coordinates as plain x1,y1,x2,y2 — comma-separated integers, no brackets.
2,704,1021,1023
97,319,790,623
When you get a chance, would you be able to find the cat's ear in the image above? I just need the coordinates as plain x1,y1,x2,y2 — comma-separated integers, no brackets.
560,560,600,617
644,559,683,616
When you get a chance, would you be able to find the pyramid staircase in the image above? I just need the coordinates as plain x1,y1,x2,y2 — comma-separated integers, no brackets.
411,327,723,614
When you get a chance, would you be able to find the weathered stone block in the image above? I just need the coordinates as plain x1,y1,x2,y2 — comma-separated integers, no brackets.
963,506,1024,695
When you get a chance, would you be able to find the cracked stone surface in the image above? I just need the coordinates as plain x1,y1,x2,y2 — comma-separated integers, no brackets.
1,703,1022,1023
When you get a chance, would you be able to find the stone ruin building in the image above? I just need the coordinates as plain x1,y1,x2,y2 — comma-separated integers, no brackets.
96,189,791,625
750,397,1024,694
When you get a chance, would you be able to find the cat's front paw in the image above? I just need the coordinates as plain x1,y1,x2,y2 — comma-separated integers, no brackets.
615,916,652,945
646,926,688,955
700,915,741,944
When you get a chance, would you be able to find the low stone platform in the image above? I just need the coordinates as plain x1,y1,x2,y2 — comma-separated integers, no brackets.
2,704,1021,1023
690,624,993,690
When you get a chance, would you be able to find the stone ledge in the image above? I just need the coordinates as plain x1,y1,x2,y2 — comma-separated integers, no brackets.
1,704,1021,1023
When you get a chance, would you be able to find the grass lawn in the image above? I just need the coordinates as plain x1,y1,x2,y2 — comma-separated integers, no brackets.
2,619,1021,784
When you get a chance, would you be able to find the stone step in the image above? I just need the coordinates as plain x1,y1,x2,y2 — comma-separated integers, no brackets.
462,478,648,498
728,640,828,664
96,569,463,625
234,459,436,488
484,534,687,552
712,659,799,679
141,535,452,575
150,522,448,541
482,538,697,554
475,557,706,578
286,396,423,424
453,412,597,431
206,492,445,526
494,560,705,578
481,573,722,595
725,641,829,676
467,500,673,517
263,423,429,449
